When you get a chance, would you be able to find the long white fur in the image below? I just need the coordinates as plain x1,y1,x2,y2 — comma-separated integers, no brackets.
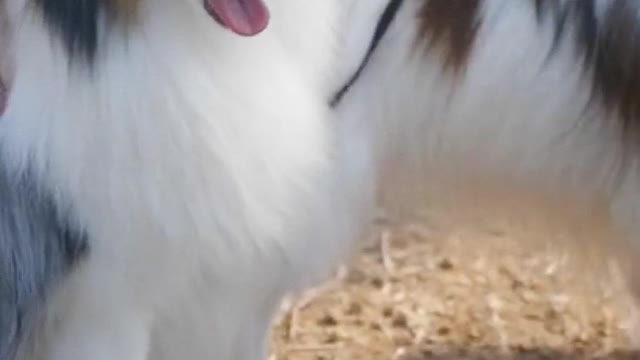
1,0,366,359
336,0,636,238
2,0,640,359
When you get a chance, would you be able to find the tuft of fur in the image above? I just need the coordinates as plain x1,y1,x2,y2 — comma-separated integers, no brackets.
332,0,617,211
416,0,482,73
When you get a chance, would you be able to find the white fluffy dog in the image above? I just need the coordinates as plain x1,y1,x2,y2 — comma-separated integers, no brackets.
0,0,360,359
2,0,640,359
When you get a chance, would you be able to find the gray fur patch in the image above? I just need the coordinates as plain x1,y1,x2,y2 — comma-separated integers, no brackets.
0,159,88,359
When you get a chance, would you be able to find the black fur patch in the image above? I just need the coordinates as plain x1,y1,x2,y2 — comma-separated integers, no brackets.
34,0,104,62
534,0,640,146
0,159,88,359
331,0,405,107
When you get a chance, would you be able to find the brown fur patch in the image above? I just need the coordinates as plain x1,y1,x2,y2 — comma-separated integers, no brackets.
416,0,482,73
107,0,140,22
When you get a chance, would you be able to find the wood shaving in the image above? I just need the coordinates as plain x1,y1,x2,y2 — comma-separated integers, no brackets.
270,218,640,360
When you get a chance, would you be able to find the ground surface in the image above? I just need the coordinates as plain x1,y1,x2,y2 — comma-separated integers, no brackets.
270,216,640,360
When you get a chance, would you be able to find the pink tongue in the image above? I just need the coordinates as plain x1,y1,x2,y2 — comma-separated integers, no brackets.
206,0,270,36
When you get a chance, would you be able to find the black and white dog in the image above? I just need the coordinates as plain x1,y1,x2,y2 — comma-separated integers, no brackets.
1,0,640,359
0,1,358,359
